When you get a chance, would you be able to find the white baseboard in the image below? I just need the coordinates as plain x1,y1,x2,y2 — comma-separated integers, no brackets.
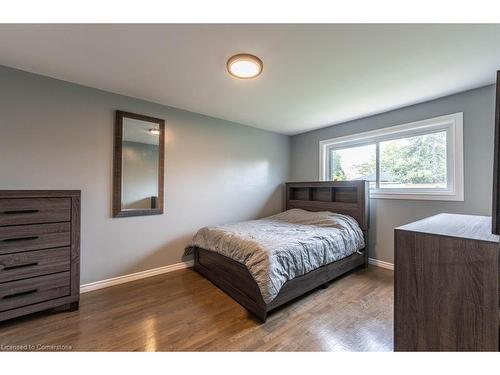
81,257,390,294
368,257,394,270
80,260,194,294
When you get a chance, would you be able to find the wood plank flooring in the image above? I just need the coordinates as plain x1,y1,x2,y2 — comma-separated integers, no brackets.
0,266,393,351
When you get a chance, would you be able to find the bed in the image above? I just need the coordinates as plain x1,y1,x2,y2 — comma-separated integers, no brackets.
187,181,369,322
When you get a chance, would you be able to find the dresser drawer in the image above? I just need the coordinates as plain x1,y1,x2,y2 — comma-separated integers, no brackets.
0,223,70,255
0,272,70,312
0,247,70,283
0,198,71,226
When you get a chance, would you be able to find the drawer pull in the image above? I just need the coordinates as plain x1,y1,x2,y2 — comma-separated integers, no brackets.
2,289,38,299
3,209,39,215
2,236,39,242
2,262,39,271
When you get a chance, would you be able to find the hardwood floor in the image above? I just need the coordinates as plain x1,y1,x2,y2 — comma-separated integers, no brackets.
0,266,393,351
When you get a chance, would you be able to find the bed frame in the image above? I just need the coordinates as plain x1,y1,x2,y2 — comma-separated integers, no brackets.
192,181,370,322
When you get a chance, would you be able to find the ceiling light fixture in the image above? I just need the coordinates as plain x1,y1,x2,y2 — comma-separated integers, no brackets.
227,54,263,79
148,128,160,135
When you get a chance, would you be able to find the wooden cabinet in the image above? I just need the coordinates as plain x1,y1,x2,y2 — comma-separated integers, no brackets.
394,213,499,351
0,191,80,322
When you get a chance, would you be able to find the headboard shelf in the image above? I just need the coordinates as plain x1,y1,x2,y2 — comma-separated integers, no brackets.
288,199,358,210
285,181,369,230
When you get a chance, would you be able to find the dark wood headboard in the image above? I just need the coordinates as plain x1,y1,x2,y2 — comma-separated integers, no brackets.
285,181,369,230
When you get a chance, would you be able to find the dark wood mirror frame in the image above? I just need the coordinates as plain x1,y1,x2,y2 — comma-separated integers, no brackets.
113,110,165,218
493,71,500,234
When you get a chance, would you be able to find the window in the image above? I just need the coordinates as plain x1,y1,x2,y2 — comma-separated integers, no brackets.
319,113,464,201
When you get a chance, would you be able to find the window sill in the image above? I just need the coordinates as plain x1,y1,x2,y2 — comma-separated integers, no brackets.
370,191,464,201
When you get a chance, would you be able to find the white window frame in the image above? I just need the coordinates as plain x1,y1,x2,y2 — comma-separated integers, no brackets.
319,113,464,201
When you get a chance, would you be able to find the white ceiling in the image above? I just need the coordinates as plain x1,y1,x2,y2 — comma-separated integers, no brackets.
1,24,500,135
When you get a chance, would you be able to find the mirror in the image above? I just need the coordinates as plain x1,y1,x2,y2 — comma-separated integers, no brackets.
113,111,164,217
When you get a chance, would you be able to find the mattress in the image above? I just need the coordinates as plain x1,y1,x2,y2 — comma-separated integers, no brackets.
185,208,365,303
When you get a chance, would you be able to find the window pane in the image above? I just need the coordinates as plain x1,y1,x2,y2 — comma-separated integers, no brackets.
330,144,376,182
379,131,447,189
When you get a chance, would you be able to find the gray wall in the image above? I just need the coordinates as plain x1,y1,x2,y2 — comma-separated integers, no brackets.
291,85,496,264
0,66,290,284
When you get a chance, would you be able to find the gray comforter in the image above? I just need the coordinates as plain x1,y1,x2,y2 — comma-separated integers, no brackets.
185,208,365,304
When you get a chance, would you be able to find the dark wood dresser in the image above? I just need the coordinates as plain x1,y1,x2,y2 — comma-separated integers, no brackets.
394,213,499,351
0,191,80,322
